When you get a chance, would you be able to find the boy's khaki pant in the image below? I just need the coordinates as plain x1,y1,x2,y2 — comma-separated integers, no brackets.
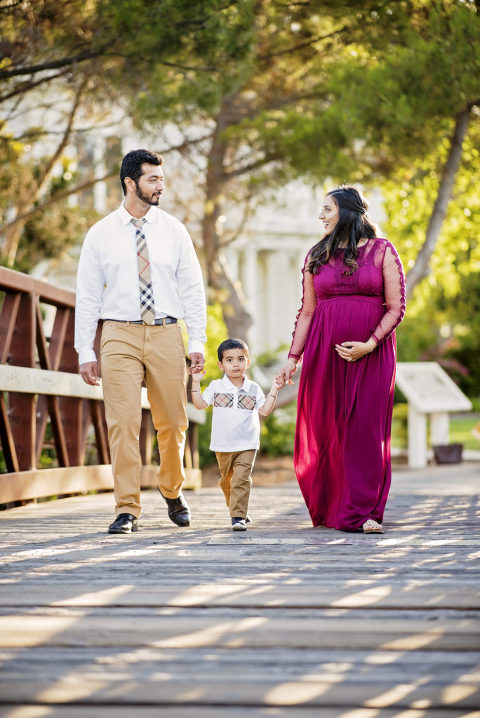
101,321,188,518
215,449,256,518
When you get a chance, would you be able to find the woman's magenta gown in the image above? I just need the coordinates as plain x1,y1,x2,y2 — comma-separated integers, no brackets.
289,238,406,531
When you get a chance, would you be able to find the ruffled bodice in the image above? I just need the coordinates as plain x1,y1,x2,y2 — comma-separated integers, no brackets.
288,238,406,360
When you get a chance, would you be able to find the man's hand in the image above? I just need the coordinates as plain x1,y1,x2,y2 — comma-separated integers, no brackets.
80,361,101,386
189,352,205,374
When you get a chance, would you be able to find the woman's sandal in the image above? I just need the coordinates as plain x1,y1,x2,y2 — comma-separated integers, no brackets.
363,519,383,534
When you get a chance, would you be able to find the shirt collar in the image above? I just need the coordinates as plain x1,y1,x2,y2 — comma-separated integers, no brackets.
221,374,252,392
118,203,157,226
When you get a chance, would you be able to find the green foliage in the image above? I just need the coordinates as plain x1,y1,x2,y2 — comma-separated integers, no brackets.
260,404,296,458
449,415,480,451
443,271,480,396
197,410,214,468
326,0,480,171
15,205,98,273
381,127,480,300
391,403,480,451
392,403,408,450
379,117,480,396
255,344,289,368
202,302,228,378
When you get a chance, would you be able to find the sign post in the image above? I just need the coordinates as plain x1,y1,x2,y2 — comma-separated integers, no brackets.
395,362,472,468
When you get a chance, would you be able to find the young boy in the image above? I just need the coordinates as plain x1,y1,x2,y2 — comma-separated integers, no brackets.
191,338,284,531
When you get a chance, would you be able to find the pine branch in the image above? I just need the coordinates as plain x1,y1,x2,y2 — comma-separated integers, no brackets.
0,70,70,104
0,50,102,80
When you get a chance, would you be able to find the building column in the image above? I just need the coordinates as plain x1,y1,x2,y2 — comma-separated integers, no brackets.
242,244,258,351
225,247,240,283
93,136,107,214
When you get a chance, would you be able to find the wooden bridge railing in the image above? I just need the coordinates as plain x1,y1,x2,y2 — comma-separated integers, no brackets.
0,267,204,506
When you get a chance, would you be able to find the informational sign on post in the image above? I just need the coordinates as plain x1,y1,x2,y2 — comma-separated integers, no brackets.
395,362,472,468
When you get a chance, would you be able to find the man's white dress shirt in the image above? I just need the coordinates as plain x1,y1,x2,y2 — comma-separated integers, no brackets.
201,375,265,452
74,203,207,365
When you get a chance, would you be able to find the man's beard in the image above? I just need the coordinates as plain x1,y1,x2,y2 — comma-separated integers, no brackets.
135,185,160,206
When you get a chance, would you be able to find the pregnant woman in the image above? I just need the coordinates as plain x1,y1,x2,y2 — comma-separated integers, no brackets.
280,186,406,534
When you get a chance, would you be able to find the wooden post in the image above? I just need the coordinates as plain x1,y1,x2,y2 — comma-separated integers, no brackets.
431,412,449,446
8,293,36,470
408,403,428,469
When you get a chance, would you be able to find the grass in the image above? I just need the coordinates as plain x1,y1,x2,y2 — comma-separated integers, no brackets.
449,415,480,450
392,407,480,451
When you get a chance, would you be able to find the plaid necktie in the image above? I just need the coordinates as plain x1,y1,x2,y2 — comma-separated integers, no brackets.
132,217,155,325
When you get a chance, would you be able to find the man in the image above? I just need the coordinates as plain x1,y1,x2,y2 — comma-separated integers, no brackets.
75,149,207,534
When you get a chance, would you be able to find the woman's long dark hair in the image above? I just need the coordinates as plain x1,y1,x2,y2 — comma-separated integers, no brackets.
308,186,377,275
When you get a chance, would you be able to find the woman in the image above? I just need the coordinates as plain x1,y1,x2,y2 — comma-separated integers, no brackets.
280,186,405,533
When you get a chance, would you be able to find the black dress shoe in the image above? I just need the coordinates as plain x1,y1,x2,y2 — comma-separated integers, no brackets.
160,491,191,527
108,513,138,534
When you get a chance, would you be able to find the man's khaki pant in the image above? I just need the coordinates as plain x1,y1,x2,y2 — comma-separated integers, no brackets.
101,321,188,518
215,449,256,518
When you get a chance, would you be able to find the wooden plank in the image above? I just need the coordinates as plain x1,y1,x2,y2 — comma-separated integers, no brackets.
0,365,106,400
0,465,205,503
0,266,76,306
0,465,114,503
0,366,204,422
0,584,477,609
0,710,478,718
1,647,480,713
0,470,479,714
48,306,71,371
0,266,36,294
0,392,19,473
0,677,479,709
1,610,478,651
0,292,21,364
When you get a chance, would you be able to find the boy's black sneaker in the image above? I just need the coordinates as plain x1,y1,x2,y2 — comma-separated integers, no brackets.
232,517,247,531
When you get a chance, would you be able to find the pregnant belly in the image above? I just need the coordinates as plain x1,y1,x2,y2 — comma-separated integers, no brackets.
316,295,385,344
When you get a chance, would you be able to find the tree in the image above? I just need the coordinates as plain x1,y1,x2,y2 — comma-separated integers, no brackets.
120,0,393,336
0,0,220,269
122,0,480,336
322,0,480,297
0,0,122,268
2,0,479,352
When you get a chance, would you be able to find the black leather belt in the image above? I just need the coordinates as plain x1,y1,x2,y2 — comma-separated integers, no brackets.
105,317,177,325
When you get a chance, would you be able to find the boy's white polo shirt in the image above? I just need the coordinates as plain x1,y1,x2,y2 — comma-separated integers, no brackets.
202,374,265,452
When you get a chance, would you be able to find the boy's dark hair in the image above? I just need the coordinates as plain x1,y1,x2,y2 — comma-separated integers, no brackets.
217,338,249,362
120,149,163,196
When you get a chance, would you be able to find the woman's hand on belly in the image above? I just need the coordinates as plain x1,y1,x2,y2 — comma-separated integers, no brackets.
335,337,377,363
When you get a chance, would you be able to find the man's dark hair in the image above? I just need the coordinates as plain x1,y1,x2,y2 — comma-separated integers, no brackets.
217,338,249,362
120,149,163,196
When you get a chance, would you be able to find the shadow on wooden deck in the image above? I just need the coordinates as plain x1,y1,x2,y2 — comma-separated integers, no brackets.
0,462,479,718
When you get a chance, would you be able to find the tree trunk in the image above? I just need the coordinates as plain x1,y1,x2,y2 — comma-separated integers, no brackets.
202,102,253,340
406,106,472,298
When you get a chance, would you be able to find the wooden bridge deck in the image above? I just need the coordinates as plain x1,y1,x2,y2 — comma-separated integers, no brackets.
0,462,479,718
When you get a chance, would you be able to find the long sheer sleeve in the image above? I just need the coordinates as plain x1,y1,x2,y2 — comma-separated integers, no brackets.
371,241,406,345
288,254,317,360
